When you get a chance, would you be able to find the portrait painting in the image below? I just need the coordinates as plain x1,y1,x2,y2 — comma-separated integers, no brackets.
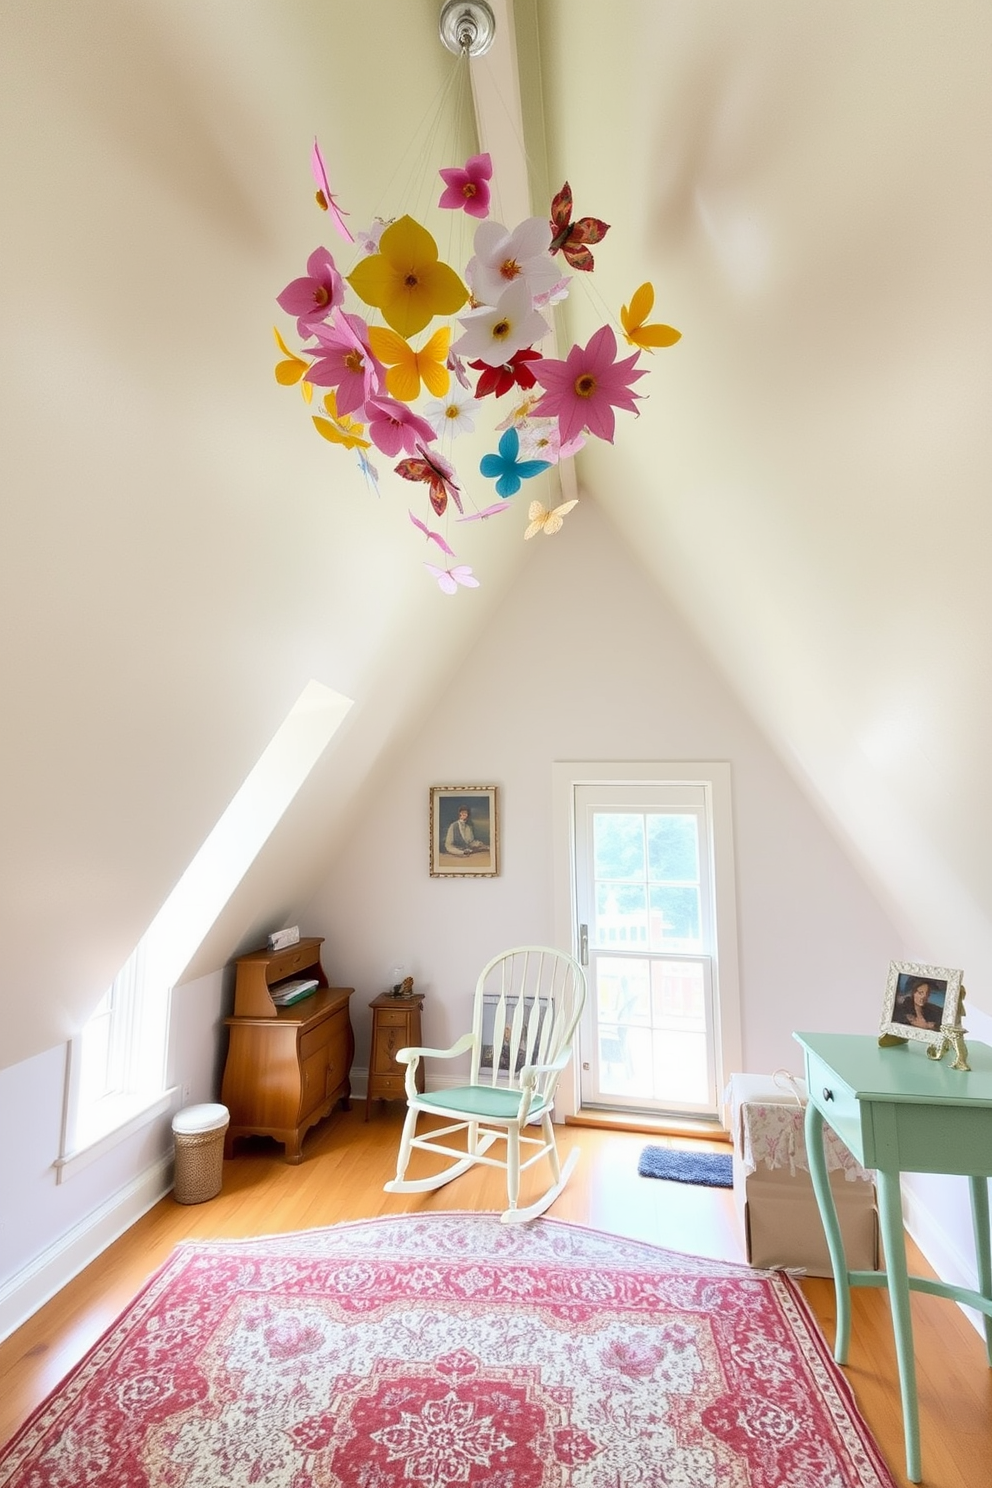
879,960,963,1048
429,785,499,877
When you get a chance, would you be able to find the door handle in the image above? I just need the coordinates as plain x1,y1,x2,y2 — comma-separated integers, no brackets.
579,923,588,966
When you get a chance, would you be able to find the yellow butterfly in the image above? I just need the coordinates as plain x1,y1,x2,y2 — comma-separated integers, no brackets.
312,390,370,450
367,325,451,402
273,326,314,402
620,283,681,353
524,497,578,539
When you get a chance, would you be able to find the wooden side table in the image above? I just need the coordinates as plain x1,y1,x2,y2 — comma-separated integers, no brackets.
794,1030,992,1483
366,993,425,1118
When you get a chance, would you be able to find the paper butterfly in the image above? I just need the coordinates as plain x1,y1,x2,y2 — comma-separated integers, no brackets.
620,283,682,353
312,390,370,450
311,138,354,243
368,326,451,402
524,497,579,539
549,182,609,272
272,327,313,400
479,427,551,499
457,502,510,522
408,508,454,556
356,449,380,497
395,442,463,517
425,562,480,594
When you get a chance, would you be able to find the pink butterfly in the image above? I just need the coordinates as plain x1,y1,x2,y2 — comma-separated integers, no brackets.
457,502,510,522
394,443,463,517
311,138,354,243
425,562,480,594
408,509,454,556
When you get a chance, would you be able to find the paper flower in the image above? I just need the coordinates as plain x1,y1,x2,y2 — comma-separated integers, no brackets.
409,509,455,556
421,387,483,439
305,310,383,417
479,427,552,499
470,348,543,400
452,280,550,367
495,394,542,430
276,247,344,336
356,217,390,256
311,138,354,243
368,326,450,402
466,217,563,307
347,215,467,338
438,152,493,219
517,417,563,464
312,390,370,450
395,443,463,517
532,324,646,445
524,497,578,538
620,283,682,352
364,398,437,459
272,327,313,401
425,562,480,594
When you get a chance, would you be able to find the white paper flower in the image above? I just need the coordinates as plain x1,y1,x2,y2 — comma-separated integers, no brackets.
451,279,550,366
421,388,483,438
466,217,564,307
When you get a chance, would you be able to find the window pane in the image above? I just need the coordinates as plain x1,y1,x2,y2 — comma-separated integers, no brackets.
595,957,650,1096
651,961,706,1029
593,813,645,880
647,813,699,882
595,882,647,946
649,885,701,950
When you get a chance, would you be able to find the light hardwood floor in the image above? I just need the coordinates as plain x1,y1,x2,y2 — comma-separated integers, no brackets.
2,1105,990,1487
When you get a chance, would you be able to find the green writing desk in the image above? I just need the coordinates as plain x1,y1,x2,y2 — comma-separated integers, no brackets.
794,1031,992,1483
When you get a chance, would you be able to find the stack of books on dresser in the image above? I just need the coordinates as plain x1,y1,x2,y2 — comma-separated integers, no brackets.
270,977,319,1007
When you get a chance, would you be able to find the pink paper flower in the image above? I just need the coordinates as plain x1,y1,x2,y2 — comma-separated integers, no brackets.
365,398,437,458
532,324,646,445
276,247,344,336
304,310,384,417
438,153,493,219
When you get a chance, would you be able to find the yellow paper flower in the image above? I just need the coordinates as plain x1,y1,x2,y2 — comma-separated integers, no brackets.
347,215,467,338
312,390,370,450
620,283,681,352
273,327,314,402
368,326,451,402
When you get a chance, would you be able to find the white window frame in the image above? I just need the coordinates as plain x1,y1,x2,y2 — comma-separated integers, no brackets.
552,761,742,1121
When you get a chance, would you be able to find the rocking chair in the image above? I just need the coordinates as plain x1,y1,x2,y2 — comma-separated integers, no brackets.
384,945,587,1223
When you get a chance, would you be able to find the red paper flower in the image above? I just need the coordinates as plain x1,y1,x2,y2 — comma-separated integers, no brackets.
470,348,543,399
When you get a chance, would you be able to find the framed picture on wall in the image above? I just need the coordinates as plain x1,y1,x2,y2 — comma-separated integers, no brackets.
429,786,499,877
879,960,963,1047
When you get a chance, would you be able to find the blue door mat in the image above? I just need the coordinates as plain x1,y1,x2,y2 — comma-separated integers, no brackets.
638,1146,734,1187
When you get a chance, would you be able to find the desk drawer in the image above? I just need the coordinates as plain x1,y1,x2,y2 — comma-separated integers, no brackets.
804,1052,866,1162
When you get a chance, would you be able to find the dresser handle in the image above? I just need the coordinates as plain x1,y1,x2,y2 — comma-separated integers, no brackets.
823,1087,834,1101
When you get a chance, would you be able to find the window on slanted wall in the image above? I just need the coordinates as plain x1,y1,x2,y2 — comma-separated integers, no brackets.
57,679,353,1180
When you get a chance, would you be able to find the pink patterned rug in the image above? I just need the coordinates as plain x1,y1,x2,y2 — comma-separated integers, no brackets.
0,1213,895,1487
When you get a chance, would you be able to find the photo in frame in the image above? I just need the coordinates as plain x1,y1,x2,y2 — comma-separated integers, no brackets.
879,960,964,1047
429,785,499,877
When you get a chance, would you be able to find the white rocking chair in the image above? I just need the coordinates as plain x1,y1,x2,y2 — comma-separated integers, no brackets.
384,946,587,1223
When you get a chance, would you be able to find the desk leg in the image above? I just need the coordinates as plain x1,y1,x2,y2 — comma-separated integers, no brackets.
876,1167,921,1483
804,1100,851,1363
968,1174,992,1367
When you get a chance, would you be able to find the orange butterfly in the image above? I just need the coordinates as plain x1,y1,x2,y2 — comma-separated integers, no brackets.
394,443,463,518
549,182,609,272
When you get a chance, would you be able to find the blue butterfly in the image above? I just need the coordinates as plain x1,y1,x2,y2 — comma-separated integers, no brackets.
479,427,551,499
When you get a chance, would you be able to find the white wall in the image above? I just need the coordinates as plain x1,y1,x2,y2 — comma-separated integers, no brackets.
306,502,909,1079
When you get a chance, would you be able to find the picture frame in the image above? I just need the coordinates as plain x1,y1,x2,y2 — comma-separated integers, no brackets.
879,960,964,1047
429,785,499,877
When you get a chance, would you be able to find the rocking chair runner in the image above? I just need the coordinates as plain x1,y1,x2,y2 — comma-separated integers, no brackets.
384,946,587,1223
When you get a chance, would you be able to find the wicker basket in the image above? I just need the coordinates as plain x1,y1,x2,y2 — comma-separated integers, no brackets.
172,1103,229,1204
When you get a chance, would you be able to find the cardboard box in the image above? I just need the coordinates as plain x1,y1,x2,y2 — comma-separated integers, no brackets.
727,1073,879,1277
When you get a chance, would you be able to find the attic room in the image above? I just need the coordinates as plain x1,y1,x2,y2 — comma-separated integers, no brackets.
1,0,991,1483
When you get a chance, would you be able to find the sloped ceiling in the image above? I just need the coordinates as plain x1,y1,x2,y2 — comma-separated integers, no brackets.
1,0,990,1068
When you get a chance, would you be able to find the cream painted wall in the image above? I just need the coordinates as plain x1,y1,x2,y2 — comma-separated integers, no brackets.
305,502,909,1079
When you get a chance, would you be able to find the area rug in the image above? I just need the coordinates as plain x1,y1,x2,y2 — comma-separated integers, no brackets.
638,1145,735,1186
0,1213,896,1488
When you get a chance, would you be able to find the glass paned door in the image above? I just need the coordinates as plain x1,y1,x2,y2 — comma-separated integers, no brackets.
575,786,719,1117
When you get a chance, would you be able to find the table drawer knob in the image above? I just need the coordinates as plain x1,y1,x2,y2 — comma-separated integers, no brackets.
823,1087,834,1101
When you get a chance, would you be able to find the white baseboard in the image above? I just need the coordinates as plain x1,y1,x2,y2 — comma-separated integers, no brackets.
0,1155,174,1344
901,1180,985,1338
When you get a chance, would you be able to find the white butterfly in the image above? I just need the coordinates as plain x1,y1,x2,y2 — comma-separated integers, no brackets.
425,562,480,595
524,498,578,539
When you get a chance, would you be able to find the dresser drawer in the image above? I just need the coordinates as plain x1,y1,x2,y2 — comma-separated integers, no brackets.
375,1007,413,1027
299,1006,347,1062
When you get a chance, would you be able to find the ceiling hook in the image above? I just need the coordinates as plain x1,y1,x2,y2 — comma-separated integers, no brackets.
438,0,496,58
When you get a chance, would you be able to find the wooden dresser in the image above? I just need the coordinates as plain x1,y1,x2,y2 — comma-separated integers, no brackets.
221,937,354,1163
365,991,425,1118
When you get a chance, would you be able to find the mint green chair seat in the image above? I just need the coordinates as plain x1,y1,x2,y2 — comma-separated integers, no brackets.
383,946,586,1223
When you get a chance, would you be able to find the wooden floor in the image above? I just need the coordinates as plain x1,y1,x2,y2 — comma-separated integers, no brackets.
2,1105,991,1486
